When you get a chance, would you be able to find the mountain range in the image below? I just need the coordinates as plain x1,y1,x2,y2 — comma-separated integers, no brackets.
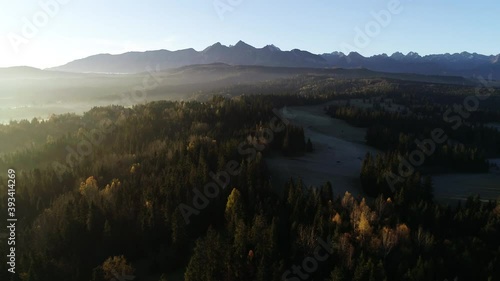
49,41,500,79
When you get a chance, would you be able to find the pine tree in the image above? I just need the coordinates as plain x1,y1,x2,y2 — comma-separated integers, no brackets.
225,188,244,232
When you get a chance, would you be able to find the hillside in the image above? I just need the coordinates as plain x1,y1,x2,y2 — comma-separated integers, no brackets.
48,41,500,80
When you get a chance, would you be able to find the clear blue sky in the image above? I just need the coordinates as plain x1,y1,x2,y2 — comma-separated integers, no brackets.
1,0,499,68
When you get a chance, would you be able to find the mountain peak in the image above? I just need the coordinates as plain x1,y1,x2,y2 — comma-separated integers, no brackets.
264,44,281,52
233,40,255,50
390,52,420,60
407,52,421,58
203,42,227,52
47,42,500,80
348,52,364,58
390,52,405,59
327,51,345,56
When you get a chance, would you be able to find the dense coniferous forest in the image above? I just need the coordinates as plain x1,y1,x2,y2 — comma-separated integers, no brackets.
324,86,500,197
0,77,500,281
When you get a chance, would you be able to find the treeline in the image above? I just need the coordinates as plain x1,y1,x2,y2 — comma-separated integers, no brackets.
0,78,498,281
360,152,434,199
0,95,309,281
364,125,491,173
185,178,500,281
325,101,500,176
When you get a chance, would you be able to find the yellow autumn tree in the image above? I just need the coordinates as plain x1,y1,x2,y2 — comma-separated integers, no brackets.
396,223,410,241
79,176,99,202
130,163,140,174
332,213,342,224
225,188,243,231
341,191,355,210
225,188,242,216
101,255,135,281
101,179,121,199
358,212,372,237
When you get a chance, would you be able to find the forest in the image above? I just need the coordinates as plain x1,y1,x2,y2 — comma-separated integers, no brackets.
0,76,499,281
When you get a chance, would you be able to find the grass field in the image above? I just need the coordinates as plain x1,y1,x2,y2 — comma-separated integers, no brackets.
267,102,500,203
267,104,379,198
433,173,500,203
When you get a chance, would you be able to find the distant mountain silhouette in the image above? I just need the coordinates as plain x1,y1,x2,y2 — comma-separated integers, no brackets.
49,41,500,79
0,66,80,78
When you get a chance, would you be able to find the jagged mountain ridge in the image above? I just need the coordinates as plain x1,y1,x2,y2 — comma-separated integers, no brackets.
49,41,500,79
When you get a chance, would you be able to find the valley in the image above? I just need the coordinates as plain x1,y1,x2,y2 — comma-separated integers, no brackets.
3,1,500,280
267,103,500,204
1,66,500,281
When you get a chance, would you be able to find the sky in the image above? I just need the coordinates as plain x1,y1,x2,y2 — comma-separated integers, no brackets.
0,0,499,68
